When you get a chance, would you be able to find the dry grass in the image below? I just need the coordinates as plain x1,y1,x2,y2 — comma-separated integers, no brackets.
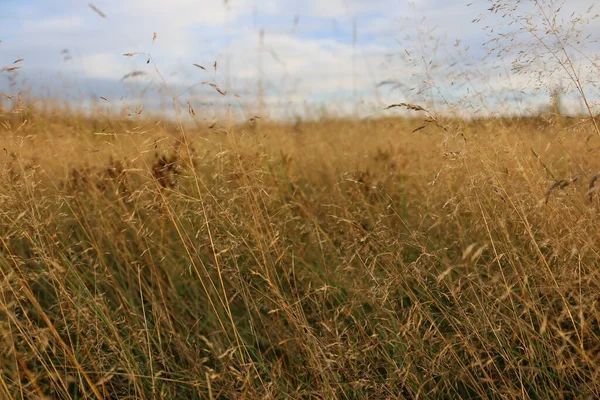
0,101,599,399
2,1,600,397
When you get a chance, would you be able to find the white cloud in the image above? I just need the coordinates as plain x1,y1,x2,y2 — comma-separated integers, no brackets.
69,53,137,81
23,15,84,31
97,0,249,26
3,0,600,119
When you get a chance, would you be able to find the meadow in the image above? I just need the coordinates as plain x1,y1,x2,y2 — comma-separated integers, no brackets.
0,100,599,399
2,1,600,398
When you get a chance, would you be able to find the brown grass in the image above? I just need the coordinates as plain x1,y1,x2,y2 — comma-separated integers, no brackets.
0,101,599,398
2,1,600,397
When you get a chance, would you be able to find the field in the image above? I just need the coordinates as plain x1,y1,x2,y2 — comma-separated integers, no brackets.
3,0,600,397
0,102,599,398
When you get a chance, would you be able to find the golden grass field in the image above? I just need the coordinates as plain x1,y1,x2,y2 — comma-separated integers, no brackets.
0,98,599,398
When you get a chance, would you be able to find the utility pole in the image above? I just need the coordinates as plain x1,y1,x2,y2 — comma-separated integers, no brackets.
258,28,265,116
352,18,357,117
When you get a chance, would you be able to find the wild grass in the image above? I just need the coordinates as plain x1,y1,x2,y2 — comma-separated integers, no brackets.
2,1,600,398
0,101,599,399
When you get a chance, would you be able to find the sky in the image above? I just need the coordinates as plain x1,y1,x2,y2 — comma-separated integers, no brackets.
1,0,600,120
